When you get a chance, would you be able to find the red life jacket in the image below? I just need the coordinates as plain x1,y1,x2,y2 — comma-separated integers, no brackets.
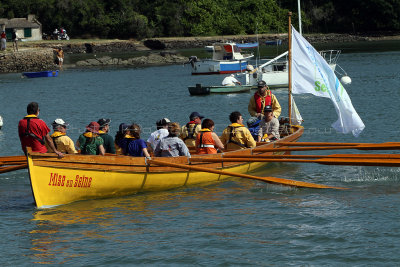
254,91,272,114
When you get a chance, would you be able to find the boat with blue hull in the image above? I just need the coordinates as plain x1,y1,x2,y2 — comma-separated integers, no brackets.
189,42,253,75
22,70,59,78
265,39,282,46
236,42,259,49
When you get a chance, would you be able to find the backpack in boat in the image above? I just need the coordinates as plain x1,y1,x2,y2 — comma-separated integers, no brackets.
247,118,261,141
183,123,198,141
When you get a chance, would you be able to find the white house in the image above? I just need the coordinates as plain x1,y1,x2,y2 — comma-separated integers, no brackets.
0,14,42,41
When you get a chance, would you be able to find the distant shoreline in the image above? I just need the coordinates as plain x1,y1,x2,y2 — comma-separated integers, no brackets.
0,33,399,73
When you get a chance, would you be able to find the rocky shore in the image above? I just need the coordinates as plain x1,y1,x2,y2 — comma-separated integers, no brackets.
0,49,55,73
0,33,399,73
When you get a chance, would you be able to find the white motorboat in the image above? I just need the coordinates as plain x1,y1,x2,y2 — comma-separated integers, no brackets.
189,42,254,75
244,50,351,88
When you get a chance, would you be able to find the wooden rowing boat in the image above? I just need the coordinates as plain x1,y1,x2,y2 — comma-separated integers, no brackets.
27,125,303,208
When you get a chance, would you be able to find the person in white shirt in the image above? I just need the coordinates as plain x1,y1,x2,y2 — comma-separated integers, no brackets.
146,118,170,151
257,105,280,142
222,74,241,86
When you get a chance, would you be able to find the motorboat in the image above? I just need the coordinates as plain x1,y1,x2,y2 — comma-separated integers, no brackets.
244,50,351,88
189,42,254,75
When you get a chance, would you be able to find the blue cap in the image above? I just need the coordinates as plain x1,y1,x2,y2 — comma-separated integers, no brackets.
189,112,204,121
118,123,130,133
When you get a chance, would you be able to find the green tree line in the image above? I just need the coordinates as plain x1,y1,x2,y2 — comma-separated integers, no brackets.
0,0,399,39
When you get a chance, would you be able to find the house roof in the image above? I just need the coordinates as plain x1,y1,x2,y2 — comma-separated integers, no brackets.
0,17,41,28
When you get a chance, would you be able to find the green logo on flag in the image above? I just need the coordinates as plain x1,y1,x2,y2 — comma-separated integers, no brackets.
314,81,327,92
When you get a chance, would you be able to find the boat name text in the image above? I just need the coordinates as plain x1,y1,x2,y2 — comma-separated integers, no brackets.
48,173,92,188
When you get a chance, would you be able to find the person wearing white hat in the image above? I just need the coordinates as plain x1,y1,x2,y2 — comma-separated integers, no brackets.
46,118,77,154
146,118,170,151
222,74,241,86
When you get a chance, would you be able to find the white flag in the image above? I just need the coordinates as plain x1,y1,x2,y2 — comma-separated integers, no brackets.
291,26,365,137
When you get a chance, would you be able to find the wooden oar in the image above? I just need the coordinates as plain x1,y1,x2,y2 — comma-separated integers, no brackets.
277,142,400,147
191,157,400,167
0,161,27,166
148,159,347,190
253,143,400,152
0,155,26,162
277,142,371,146
0,164,28,174
225,154,400,160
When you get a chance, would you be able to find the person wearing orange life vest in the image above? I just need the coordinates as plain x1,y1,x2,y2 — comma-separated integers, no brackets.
248,80,281,119
180,111,204,147
220,111,256,150
195,119,224,154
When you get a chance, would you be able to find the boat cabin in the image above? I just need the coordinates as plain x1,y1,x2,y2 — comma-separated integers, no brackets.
208,43,248,61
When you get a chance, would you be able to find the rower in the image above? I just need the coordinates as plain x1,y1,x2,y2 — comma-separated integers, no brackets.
220,111,256,150
46,118,77,154
195,119,224,154
257,105,280,142
180,111,204,147
97,118,115,154
146,118,170,151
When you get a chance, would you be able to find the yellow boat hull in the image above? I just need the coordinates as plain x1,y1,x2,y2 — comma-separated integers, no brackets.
27,126,303,208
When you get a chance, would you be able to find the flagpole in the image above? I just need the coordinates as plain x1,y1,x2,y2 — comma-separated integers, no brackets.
288,12,292,126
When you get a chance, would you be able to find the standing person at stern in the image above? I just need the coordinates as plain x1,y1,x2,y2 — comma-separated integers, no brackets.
18,102,64,158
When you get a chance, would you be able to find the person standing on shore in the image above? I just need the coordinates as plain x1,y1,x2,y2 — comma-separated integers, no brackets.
54,47,64,69
0,31,6,51
12,30,19,52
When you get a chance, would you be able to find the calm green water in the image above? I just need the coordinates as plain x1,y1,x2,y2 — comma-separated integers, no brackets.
0,41,400,265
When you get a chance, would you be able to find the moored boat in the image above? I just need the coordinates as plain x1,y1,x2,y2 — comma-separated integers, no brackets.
188,83,256,95
244,50,349,88
27,125,303,208
188,42,253,75
265,39,282,46
236,42,259,49
22,70,59,78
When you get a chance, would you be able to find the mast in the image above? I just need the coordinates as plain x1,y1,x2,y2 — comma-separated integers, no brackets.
288,12,292,126
297,0,302,35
